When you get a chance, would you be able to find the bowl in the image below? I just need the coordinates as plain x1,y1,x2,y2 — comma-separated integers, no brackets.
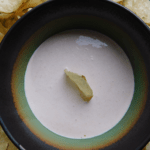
0,0,150,149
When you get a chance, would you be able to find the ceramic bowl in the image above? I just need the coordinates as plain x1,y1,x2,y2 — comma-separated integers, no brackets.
0,0,150,149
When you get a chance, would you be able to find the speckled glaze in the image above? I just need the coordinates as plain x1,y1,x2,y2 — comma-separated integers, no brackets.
0,0,150,150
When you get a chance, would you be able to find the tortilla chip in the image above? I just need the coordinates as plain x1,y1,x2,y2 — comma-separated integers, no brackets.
0,125,18,150
0,13,12,19
65,69,93,102
112,0,123,5
3,14,18,29
0,0,26,13
0,32,4,42
123,0,150,24
0,22,8,35
0,143,8,150
144,142,150,150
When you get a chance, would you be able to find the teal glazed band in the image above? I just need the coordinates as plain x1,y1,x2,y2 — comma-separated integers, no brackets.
11,15,148,149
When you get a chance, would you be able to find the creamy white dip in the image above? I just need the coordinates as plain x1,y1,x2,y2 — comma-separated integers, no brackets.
25,30,134,139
